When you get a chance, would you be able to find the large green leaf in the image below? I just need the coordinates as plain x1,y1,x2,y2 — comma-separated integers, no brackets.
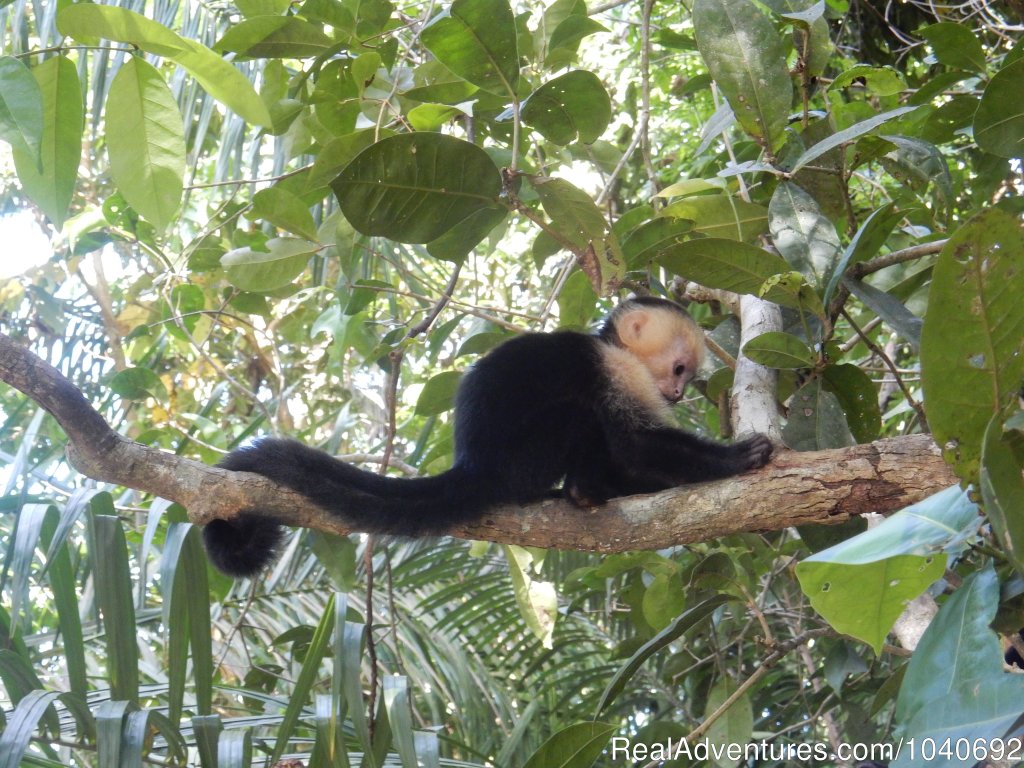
659,196,768,241
106,57,185,230
920,208,1024,482
980,413,1024,576
93,515,139,704
522,722,617,768
742,331,815,369
893,567,1024,766
789,106,916,172
974,58,1024,158
221,237,317,291
919,22,986,73
11,56,82,229
596,594,734,715
657,238,789,295
693,0,791,154
782,379,855,451
0,690,61,768
215,16,335,58
531,176,625,293
821,363,881,444
796,486,978,653
57,4,271,126
844,277,923,350
822,202,901,306
421,0,519,97
331,133,503,243
521,70,611,145
0,56,43,161
768,181,841,289
270,595,336,764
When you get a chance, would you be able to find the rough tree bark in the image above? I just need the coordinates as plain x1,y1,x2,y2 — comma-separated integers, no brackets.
0,332,958,552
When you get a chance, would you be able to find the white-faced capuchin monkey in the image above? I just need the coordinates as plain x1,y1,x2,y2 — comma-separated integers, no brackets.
203,297,774,577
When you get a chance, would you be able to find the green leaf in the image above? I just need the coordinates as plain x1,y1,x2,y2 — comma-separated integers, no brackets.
0,690,61,768
41,509,87,698
217,729,252,768
920,208,1024,482
216,16,335,58
621,218,694,267
531,176,607,248
742,331,815,369
758,270,825,316
545,16,609,69
252,187,319,240
57,4,272,126
877,135,951,205
425,204,508,263
783,379,855,451
974,58,1024,158
383,677,418,768
108,366,168,402
556,270,598,330
415,370,462,415
530,176,625,293
919,22,986,73
821,363,881,443
596,594,734,715
828,64,905,96
521,70,611,145
789,106,917,173
93,515,139,703
796,485,977,653
641,572,686,631
659,196,768,241
221,237,317,291
657,238,789,295
270,595,336,764
522,721,617,768
801,555,945,655
106,57,185,230
421,0,519,97
893,568,1024,765
768,181,841,289
704,677,753,758
505,545,558,648
822,202,902,306
844,277,923,350
331,133,503,243
693,0,791,154
0,56,43,161
980,414,1024,576
406,102,465,131
11,56,82,229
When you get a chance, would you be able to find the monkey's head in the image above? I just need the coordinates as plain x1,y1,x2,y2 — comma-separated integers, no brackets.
602,298,706,403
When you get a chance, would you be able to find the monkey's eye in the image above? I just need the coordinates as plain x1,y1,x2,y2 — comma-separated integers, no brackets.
674,364,686,377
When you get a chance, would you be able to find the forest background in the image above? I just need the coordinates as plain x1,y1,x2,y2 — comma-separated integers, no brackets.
0,0,1023,764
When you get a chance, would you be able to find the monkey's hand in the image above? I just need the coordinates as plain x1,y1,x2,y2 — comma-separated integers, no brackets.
734,434,774,471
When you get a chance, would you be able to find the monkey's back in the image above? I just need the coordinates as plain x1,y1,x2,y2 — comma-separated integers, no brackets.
452,331,608,501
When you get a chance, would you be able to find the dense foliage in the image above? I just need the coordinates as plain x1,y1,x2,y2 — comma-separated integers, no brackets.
0,0,1023,764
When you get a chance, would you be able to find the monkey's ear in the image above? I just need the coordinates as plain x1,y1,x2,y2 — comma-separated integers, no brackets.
617,309,650,346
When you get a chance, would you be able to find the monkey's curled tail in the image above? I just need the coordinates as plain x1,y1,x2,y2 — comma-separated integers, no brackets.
202,438,491,577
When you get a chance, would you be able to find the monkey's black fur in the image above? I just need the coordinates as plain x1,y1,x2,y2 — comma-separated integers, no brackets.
203,298,773,577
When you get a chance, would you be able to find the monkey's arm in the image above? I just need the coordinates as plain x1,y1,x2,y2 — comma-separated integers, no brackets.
614,427,774,484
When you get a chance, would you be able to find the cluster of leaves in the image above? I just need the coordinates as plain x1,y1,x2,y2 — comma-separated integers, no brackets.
0,0,1023,763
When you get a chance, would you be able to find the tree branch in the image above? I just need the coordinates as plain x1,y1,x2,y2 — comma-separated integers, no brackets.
0,333,957,552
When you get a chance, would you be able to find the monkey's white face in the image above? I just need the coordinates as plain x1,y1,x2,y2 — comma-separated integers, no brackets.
646,334,700,402
616,308,705,403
